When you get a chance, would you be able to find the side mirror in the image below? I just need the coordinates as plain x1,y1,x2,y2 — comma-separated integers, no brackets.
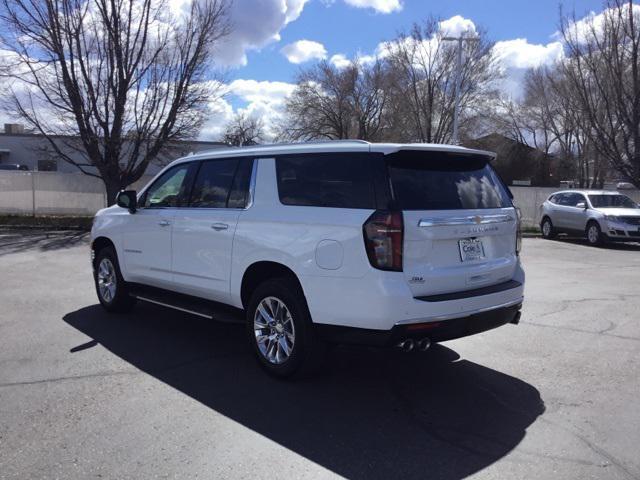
576,201,587,209
116,190,137,213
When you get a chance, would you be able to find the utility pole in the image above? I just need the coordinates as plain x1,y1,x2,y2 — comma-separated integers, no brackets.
442,35,479,145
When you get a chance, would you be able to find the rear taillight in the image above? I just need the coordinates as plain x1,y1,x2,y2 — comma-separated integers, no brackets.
515,207,522,255
363,210,403,271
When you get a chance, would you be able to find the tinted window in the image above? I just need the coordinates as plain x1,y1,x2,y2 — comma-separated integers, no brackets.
143,164,192,208
555,193,571,206
228,158,254,208
563,193,585,207
386,151,512,210
588,194,637,209
276,154,375,209
190,159,239,208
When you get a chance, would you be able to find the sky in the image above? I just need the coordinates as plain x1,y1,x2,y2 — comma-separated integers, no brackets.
0,0,614,141
202,0,609,140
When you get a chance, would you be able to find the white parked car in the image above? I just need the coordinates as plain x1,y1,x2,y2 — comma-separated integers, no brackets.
539,190,640,246
91,141,524,377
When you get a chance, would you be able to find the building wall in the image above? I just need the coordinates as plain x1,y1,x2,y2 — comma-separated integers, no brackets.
0,133,226,174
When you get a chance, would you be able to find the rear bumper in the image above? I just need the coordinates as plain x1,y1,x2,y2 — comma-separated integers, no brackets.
316,303,522,347
301,260,525,331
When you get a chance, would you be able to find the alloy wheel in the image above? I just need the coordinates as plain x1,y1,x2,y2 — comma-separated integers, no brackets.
97,258,117,303
253,296,296,364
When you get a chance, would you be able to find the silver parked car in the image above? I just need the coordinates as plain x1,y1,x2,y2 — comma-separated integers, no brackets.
539,190,640,246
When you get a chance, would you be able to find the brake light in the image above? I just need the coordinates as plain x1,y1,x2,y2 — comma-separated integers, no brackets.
515,207,522,255
363,210,403,271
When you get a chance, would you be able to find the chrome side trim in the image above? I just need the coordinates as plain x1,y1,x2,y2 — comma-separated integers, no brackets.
394,297,523,326
133,295,213,319
418,214,515,227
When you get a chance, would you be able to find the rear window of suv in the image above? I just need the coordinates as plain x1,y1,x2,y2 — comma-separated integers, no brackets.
386,151,512,210
276,153,376,209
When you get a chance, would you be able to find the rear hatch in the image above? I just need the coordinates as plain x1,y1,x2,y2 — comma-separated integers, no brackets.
386,150,518,298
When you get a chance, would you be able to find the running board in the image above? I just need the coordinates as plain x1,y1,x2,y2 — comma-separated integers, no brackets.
129,284,245,324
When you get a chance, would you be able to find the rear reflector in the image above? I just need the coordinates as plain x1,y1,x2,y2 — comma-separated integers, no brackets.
363,210,403,271
406,322,442,331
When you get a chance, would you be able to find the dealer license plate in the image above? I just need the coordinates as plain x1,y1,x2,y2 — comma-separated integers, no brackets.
459,238,485,262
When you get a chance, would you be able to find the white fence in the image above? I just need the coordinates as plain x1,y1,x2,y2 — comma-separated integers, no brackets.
0,171,153,216
0,172,638,228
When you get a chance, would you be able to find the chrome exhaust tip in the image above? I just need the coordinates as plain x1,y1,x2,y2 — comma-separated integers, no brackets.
396,339,415,352
417,338,431,351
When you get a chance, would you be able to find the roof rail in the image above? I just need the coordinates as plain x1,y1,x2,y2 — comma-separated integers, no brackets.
189,139,371,157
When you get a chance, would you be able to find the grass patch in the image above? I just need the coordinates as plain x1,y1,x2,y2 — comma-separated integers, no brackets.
0,215,93,231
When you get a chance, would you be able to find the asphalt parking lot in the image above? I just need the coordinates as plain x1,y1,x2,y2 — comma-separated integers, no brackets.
1,232,639,479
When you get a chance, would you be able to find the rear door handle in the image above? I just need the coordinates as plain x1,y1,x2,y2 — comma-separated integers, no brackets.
158,220,171,227
211,223,229,231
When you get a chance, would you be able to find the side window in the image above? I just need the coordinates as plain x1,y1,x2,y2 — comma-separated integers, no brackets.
565,193,582,207
556,193,569,206
548,194,557,204
275,153,375,209
228,158,255,209
189,158,239,208
143,164,193,208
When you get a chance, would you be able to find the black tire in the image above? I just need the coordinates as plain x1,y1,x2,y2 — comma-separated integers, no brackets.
540,217,556,239
93,246,136,313
246,277,326,378
585,221,605,247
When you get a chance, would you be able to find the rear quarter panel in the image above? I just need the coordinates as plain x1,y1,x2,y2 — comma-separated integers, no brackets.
229,157,374,314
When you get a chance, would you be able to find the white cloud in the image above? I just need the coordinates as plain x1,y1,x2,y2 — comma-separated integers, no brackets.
329,53,351,69
281,40,327,64
492,39,564,98
493,39,564,70
228,79,297,103
438,15,477,37
342,0,402,14
213,0,310,66
200,79,297,140
200,97,234,140
557,3,640,44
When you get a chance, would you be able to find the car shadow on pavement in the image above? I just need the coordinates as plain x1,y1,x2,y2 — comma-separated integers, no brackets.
64,303,545,480
0,230,88,256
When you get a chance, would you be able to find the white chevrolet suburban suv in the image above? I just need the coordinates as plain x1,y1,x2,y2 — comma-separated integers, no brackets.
91,141,524,377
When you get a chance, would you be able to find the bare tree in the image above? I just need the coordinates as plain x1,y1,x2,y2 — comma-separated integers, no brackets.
278,57,391,141
496,65,607,188
559,0,640,186
384,18,500,144
0,0,229,203
221,112,265,146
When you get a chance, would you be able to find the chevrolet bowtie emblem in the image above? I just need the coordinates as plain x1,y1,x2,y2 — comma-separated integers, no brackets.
474,216,482,224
